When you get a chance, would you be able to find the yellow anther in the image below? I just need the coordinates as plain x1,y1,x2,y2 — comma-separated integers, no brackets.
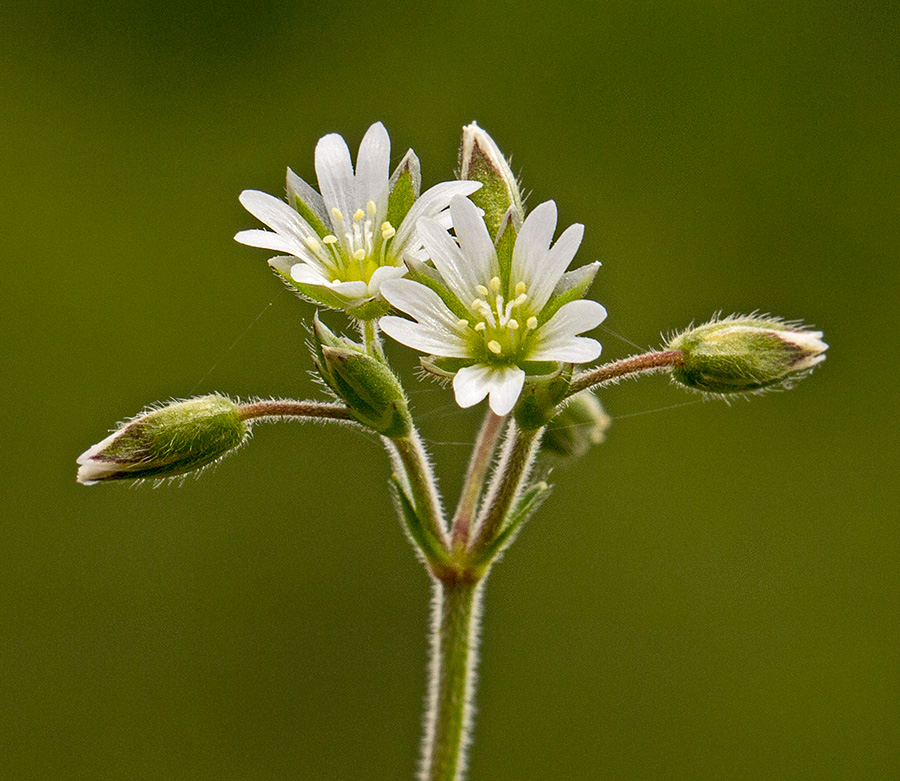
487,340,503,354
507,320,519,330
475,285,489,297
514,293,528,305
352,249,366,261
526,316,538,330
304,237,321,252
323,234,338,244
353,208,365,221
515,281,527,296
331,207,344,222
490,276,501,292
456,319,469,329
366,200,377,215
381,225,396,240
474,322,486,332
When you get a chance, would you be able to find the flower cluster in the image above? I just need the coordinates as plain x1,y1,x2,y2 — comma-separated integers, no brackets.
237,121,607,416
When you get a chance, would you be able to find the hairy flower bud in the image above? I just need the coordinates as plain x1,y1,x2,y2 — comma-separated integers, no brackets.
667,315,828,394
77,395,249,484
459,122,525,238
543,390,611,459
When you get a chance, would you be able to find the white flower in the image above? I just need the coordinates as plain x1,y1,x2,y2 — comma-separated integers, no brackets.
380,196,607,415
235,122,480,318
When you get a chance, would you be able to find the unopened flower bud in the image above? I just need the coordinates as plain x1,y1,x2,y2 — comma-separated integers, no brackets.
667,315,828,394
320,347,412,438
543,391,611,459
77,395,249,484
459,122,525,238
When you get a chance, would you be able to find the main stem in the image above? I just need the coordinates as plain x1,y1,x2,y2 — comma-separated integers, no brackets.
421,577,483,781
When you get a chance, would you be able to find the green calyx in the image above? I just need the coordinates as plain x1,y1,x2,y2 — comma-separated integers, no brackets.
513,365,573,430
77,395,249,484
668,316,828,394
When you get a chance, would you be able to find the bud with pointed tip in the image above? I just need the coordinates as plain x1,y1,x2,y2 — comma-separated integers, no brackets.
459,122,525,239
319,347,412,438
667,315,828,395
311,315,412,437
543,390,612,459
77,395,249,485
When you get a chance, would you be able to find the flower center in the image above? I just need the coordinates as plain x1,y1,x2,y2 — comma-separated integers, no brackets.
461,277,538,359
300,200,397,285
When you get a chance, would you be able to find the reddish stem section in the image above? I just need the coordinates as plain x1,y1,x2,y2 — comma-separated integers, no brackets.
567,350,684,395
237,400,352,422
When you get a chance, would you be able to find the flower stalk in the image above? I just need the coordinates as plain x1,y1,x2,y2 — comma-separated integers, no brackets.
421,578,483,781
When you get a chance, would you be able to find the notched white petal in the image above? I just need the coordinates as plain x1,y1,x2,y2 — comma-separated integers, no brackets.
380,317,469,358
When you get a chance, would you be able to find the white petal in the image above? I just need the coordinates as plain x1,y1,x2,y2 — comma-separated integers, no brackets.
366,264,407,295
238,190,317,248
529,336,602,363
380,317,470,358
286,168,327,223
328,280,369,298
234,229,303,256
449,195,499,284
528,300,607,363
290,263,332,287
315,131,357,230
527,223,585,312
453,365,492,408
380,278,463,333
512,200,557,293
453,364,525,415
355,122,391,210
418,217,475,304
392,180,480,259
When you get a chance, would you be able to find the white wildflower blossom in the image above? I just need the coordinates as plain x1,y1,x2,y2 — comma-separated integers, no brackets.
380,195,606,415
235,122,480,318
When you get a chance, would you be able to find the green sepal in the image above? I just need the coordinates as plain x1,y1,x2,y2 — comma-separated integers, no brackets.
513,365,573,430
420,355,476,379
386,149,421,230
321,347,412,437
459,123,524,240
345,296,393,320
538,262,601,326
268,258,348,310
389,474,451,566
472,481,550,567
494,209,518,293
286,168,332,239
404,257,471,321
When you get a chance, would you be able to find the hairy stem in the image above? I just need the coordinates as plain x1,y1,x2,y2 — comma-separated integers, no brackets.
392,432,448,547
450,411,505,550
421,577,483,781
237,400,352,422
567,349,684,396
472,423,542,553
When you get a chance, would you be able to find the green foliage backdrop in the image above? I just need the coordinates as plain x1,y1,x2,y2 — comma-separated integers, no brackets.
2,1,898,778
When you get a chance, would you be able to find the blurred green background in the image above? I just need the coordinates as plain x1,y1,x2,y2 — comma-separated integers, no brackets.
3,1,898,778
